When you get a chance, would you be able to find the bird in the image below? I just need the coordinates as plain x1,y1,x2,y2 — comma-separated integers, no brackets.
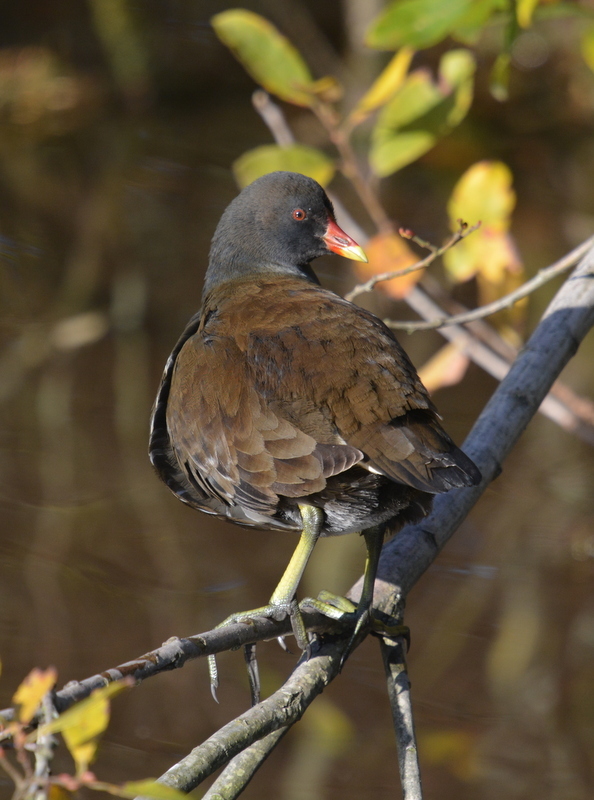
149,171,481,698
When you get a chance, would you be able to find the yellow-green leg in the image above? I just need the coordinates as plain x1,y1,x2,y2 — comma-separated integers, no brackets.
299,523,387,667
208,504,324,701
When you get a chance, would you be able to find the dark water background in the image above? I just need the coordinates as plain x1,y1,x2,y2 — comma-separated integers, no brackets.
1,2,594,798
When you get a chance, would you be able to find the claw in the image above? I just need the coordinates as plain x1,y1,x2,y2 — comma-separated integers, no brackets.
209,654,220,704
244,643,261,706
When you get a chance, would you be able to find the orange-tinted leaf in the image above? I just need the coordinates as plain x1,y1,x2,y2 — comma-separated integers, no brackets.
233,145,335,189
353,233,422,299
418,343,470,393
13,667,57,724
212,10,316,106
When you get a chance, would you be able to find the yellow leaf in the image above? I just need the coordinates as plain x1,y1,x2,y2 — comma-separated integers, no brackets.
444,160,519,284
352,233,422,299
418,343,470,393
350,48,414,125
448,160,515,229
13,667,57,724
35,681,131,774
516,0,541,28
233,145,335,189
212,10,316,107
581,25,594,73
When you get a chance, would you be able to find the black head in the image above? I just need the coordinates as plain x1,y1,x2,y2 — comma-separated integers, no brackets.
204,172,366,296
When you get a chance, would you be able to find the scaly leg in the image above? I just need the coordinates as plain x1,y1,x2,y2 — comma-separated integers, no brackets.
300,523,386,666
208,504,324,701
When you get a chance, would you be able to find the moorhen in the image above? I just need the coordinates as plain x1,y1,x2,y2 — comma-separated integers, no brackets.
149,171,480,694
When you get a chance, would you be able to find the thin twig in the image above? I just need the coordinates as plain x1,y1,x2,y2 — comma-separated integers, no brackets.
388,235,594,331
313,100,393,232
252,91,594,440
343,222,481,302
380,637,423,800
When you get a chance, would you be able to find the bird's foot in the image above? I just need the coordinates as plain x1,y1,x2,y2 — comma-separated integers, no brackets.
300,591,407,668
207,599,310,705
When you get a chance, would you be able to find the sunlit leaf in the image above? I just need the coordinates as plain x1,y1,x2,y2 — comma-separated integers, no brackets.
451,0,508,45
350,48,414,125
353,233,423,299
13,667,57,724
444,161,525,332
93,779,188,800
366,0,478,50
212,10,316,106
581,25,594,72
448,160,515,232
418,343,470,393
233,145,335,189
35,681,131,774
370,50,475,177
517,0,541,28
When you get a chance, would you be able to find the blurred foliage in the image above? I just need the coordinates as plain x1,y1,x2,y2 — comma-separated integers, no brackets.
1,669,184,800
0,0,594,799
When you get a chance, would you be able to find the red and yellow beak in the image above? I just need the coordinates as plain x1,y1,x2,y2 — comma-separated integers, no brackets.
323,219,368,263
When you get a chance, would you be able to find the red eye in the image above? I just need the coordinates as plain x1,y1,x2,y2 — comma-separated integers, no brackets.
292,208,307,221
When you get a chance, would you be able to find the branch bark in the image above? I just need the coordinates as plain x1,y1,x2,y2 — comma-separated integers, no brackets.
135,240,594,798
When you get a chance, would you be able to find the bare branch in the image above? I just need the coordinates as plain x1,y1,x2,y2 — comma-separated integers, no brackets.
201,728,289,800
344,222,481,303
145,240,594,799
380,637,423,800
388,235,594,331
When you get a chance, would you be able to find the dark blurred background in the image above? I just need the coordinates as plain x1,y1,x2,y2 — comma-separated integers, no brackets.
1,1,594,798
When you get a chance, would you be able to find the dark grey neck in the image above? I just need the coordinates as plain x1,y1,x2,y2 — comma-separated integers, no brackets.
202,250,321,298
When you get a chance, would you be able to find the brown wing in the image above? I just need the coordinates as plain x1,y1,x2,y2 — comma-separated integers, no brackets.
162,277,477,523
165,329,363,523
228,279,477,493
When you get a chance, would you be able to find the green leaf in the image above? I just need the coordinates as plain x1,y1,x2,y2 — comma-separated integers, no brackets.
233,145,335,189
212,9,315,106
490,52,511,101
366,0,475,50
370,50,475,177
451,0,508,45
